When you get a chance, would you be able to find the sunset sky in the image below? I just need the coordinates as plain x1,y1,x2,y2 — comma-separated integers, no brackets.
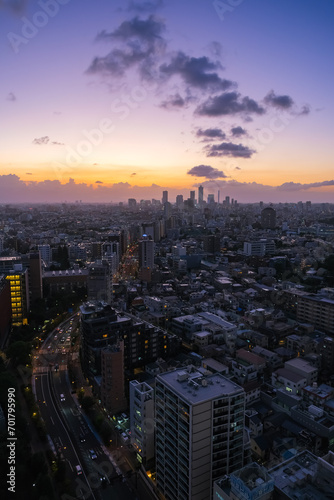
1,0,333,203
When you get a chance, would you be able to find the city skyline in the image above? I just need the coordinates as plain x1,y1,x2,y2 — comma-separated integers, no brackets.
1,0,334,203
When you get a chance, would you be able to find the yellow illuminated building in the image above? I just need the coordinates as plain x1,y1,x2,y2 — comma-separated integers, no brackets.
6,272,28,326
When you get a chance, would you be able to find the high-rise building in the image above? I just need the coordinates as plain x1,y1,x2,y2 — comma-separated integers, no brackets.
38,244,51,265
162,191,168,205
6,265,29,326
203,235,220,254
176,194,184,208
101,341,127,414
156,367,245,500
128,198,137,208
87,260,112,302
261,207,276,229
0,275,11,347
190,191,195,202
207,194,215,204
198,185,204,206
129,380,155,465
225,195,230,205
138,235,155,269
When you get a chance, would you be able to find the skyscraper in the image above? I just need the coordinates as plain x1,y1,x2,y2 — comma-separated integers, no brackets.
162,190,168,205
138,235,155,269
156,367,245,500
198,185,204,205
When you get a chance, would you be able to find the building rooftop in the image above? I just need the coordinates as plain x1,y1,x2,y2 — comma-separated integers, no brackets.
157,367,243,404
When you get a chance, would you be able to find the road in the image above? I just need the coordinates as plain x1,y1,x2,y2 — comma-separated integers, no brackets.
33,316,139,500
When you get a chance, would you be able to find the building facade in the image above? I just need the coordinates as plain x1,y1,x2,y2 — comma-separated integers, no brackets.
155,367,245,500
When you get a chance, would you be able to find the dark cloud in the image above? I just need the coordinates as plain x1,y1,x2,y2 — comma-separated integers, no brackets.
196,128,226,140
32,136,50,145
51,141,64,146
95,180,103,184
26,172,32,175
196,91,265,117
277,180,334,191
160,51,235,91
126,0,164,12
264,90,294,109
6,92,16,101
87,15,166,79
160,92,194,110
187,165,227,179
231,126,247,137
130,172,137,176
205,141,255,158
235,166,241,170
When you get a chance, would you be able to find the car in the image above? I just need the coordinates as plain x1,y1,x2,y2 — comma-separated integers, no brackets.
79,434,85,443
121,413,128,420
75,465,82,475
115,425,122,432
60,394,65,401
89,449,97,460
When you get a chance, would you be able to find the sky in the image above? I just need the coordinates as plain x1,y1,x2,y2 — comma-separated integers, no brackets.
1,0,334,204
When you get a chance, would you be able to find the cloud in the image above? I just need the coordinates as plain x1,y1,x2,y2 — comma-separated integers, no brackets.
87,15,166,79
130,172,137,176
160,92,194,110
235,166,241,170
196,128,226,140
295,104,310,116
187,165,227,179
264,90,294,109
208,41,222,58
6,92,16,101
196,91,265,117
0,174,333,204
32,136,50,145
205,142,255,158
160,51,235,92
231,126,247,137
276,180,334,191
95,180,103,184
51,141,64,146
26,172,32,175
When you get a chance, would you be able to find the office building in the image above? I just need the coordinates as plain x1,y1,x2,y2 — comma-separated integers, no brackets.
156,367,245,500
128,198,137,208
198,185,204,206
243,240,275,256
38,244,51,265
261,207,276,229
0,275,11,347
162,191,168,205
176,194,184,209
101,341,127,414
129,380,155,465
87,260,112,303
6,265,29,326
138,235,155,269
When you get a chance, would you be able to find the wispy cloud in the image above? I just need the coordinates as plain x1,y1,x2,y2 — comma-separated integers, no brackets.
32,136,50,145
6,92,16,101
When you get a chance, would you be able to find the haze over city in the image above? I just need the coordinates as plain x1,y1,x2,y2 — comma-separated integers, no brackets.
1,0,334,203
